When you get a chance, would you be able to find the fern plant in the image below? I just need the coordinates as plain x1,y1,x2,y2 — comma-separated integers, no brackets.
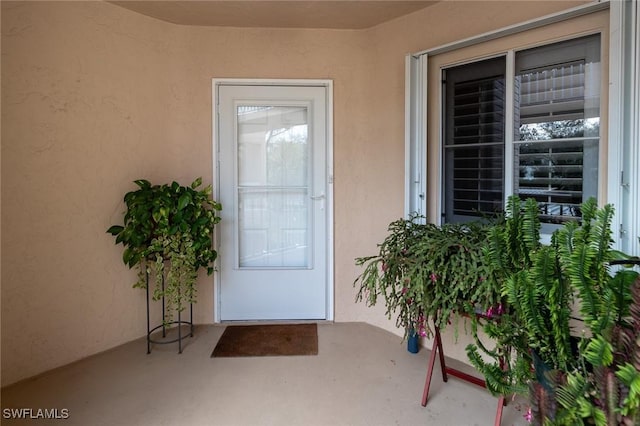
553,273,640,426
466,197,550,396
468,196,640,425
555,199,617,334
526,200,640,425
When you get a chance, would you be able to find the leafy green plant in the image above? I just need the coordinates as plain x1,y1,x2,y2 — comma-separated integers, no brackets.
550,271,640,426
466,196,640,425
354,216,495,339
466,196,546,397
528,201,639,425
107,178,222,322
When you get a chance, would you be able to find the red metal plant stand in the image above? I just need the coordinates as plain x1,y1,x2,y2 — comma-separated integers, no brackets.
421,326,506,426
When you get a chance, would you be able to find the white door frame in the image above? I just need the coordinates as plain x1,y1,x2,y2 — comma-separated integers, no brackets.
211,78,334,322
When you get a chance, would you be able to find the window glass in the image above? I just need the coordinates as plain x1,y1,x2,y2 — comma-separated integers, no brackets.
443,57,506,223
514,34,601,225
441,34,600,227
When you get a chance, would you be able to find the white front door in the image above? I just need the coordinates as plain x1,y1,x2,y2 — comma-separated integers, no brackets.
216,82,331,321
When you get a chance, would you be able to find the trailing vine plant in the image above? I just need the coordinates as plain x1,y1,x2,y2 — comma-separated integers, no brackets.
353,195,640,425
354,215,496,340
107,178,222,323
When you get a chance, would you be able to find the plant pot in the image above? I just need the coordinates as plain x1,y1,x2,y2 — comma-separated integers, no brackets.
407,329,419,353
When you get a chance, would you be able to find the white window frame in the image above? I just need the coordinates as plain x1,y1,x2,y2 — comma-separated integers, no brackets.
441,55,508,224
405,56,428,220
608,0,640,256
405,0,640,255
439,35,601,230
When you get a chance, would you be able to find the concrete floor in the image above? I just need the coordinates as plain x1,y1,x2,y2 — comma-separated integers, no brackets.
2,322,529,425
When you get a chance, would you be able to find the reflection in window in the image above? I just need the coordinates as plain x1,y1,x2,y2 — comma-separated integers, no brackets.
443,57,506,223
515,35,600,224
441,34,601,228
236,105,311,268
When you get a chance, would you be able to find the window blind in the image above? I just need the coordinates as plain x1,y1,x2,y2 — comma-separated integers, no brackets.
445,74,505,220
515,37,600,224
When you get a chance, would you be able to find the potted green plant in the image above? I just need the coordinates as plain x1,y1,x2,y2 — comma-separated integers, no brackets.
467,197,640,424
465,197,547,398
107,177,222,326
552,273,640,425
353,215,496,341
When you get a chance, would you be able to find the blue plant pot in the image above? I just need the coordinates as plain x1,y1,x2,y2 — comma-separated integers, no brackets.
407,329,419,354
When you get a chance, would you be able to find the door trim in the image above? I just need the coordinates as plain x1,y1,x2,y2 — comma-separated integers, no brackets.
211,78,334,322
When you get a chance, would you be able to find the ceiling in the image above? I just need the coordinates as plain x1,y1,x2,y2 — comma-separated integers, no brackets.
108,1,438,29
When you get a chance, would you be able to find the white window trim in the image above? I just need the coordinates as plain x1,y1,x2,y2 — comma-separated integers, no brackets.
608,0,640,255
404,55,428,219
405,1,640,255
412,1,609,58
505,50,516,202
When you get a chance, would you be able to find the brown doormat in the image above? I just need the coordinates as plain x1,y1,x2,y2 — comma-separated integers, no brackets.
211,323,318,357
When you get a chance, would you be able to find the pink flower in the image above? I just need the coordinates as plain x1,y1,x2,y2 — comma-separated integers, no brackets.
524,407,532,423
430,273,438,282
417,313,427,337
496,303,504,316
486,306,494,318
401,287,408,295
381,262,388,272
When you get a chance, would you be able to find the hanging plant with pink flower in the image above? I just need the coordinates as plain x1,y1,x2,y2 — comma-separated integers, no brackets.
353,215,497,340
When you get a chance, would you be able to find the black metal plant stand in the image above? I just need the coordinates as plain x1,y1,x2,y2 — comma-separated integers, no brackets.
146,272,193,354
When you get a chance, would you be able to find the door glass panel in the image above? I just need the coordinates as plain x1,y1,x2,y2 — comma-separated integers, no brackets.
237,105,310,268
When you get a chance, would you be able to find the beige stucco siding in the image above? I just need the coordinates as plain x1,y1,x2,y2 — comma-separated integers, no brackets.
1,0,596,385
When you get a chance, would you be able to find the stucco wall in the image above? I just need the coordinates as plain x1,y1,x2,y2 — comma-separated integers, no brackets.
0,0,375,386
364,0,602,360
1,1,190,386
1,0,595,386
178,24,376,327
